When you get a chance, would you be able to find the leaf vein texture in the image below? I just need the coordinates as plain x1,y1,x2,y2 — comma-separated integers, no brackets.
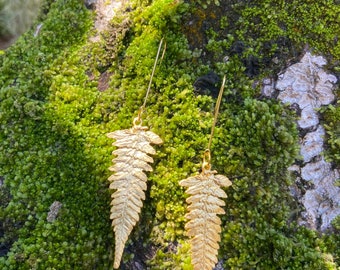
108,125,162,269
180,170,232,270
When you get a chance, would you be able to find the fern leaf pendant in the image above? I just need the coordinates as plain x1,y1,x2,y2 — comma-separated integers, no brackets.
179,151,232,270
107,119,162,269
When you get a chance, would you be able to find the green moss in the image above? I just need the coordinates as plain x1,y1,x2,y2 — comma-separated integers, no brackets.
183,0,340,77
0,0,339,269
0,0,110,269
321,101,340,165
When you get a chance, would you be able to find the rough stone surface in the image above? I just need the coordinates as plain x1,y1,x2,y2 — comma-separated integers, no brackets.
90,0,123,42
263,51,340,231
261,77,275,97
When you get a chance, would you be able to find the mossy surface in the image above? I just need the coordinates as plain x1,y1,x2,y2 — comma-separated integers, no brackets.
183,0,340,77
322,100,340,165
0,0,339,269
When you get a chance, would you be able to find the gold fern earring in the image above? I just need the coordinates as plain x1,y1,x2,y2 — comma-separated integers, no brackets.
107,38,165,269
179,75,232,270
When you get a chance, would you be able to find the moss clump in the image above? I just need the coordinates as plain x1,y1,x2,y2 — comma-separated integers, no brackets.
321,101,340,165
0,0,339,269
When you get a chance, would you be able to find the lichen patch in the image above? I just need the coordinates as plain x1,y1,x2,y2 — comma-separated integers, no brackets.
276,52,336,109
263,51,340,231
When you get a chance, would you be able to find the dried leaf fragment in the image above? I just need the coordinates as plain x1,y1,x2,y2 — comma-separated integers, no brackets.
108,125,162,269
180,169,232,270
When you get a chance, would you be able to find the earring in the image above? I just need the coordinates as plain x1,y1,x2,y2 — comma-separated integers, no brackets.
179,75,232,270
107,39,165,269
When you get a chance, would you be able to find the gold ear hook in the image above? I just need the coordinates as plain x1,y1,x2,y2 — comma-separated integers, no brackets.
142,38,165,108
159,41,167,66
207,75,226,151
130,38,165,127
201,74,226,170
133,107,144,128
202,149,212,173
132,38,165,129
